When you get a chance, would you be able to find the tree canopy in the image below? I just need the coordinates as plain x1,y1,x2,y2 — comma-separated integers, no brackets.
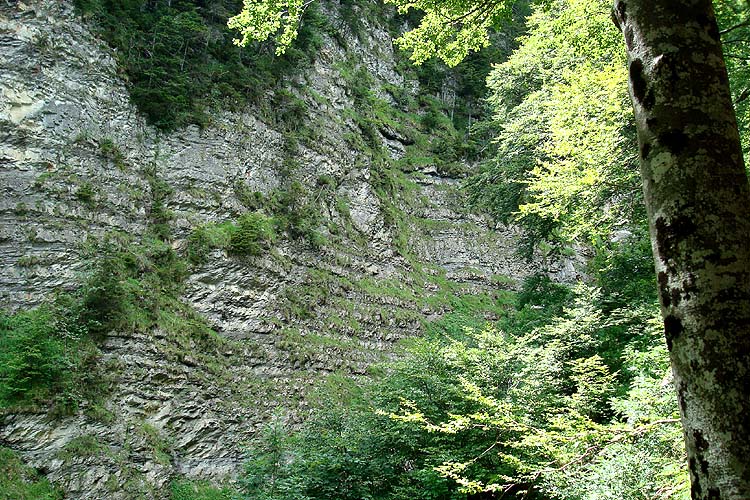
230,0,515,66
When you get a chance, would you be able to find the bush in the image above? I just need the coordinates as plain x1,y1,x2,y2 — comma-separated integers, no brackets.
271,182,328,247
75,182,97,207
98,138,126,169
81,234,187,335
0,447,62,500
185,222,234,265
170,479,235,500
0,303,87,408
144,167,174,241
228,212,275,257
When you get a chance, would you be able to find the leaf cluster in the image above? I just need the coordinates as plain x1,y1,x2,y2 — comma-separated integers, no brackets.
385,0,514,67
465,0,640,257
716,0,750,159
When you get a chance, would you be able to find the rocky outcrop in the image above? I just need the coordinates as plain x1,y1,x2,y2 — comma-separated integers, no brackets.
0,1,541,498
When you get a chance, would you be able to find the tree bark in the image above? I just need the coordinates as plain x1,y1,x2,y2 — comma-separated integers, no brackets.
612,1,750,498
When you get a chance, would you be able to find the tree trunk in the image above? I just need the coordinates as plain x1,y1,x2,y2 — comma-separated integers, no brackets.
612,1,750,498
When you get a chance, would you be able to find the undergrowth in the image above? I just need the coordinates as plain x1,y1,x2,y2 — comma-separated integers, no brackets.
0,447,62,500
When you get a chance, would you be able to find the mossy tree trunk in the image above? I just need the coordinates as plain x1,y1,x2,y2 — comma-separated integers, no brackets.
612,1,750,498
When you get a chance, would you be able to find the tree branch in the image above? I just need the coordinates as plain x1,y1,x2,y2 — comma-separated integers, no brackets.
720,18,750,36
436,0,501,26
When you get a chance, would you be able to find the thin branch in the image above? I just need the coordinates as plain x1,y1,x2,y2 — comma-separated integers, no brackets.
736,88,750,105
436,0,501,26
720,18,750,36
548,418,681,474
724,53,750,61
435,0,491,23
473,438,500,462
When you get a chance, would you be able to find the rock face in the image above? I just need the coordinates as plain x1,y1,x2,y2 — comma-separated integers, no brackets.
0,1,542,498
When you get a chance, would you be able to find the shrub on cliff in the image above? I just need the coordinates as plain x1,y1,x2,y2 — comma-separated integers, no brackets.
0,299,94,410
0,447,62,500
228,212,276,257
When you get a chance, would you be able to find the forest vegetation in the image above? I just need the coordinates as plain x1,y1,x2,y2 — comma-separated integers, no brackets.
1,0,749,499
228,0,750,498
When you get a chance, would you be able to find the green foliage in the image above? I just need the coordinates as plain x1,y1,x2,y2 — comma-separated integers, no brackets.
268,89,310,132
240,394,454,500
716,0,750,160
230,0,515,66
13,202,29,216
75,181,97,207
186,222,235,265
228,0,309,54
387,0,515,66
136,422,173,466
265,181,324,246
76,0,329,130
280,269,347,321
236,180,329,248
57,435,107,460
516,274,573,313
590,226,657,309
143,164,175,240
228,212,276,257
239,418,306,499
338,54,483,172
543,324,688,500
81,233,188,336
465,0,640,256
98,138,126,170
467,0,749,257
188,181,328,263
0,447,62,500
0,302,92,409
178,1,749,499
170,479,236,500
240,260,686,499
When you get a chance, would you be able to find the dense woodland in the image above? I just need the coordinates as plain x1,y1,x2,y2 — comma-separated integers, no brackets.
1,0,749,499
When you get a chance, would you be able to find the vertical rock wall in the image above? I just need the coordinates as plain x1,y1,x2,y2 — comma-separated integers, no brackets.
0,1,541,497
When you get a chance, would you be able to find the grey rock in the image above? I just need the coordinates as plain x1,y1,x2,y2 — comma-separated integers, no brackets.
0,1,567,498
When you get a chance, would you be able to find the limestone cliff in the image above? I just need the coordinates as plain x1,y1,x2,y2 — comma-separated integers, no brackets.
0,1,549,497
